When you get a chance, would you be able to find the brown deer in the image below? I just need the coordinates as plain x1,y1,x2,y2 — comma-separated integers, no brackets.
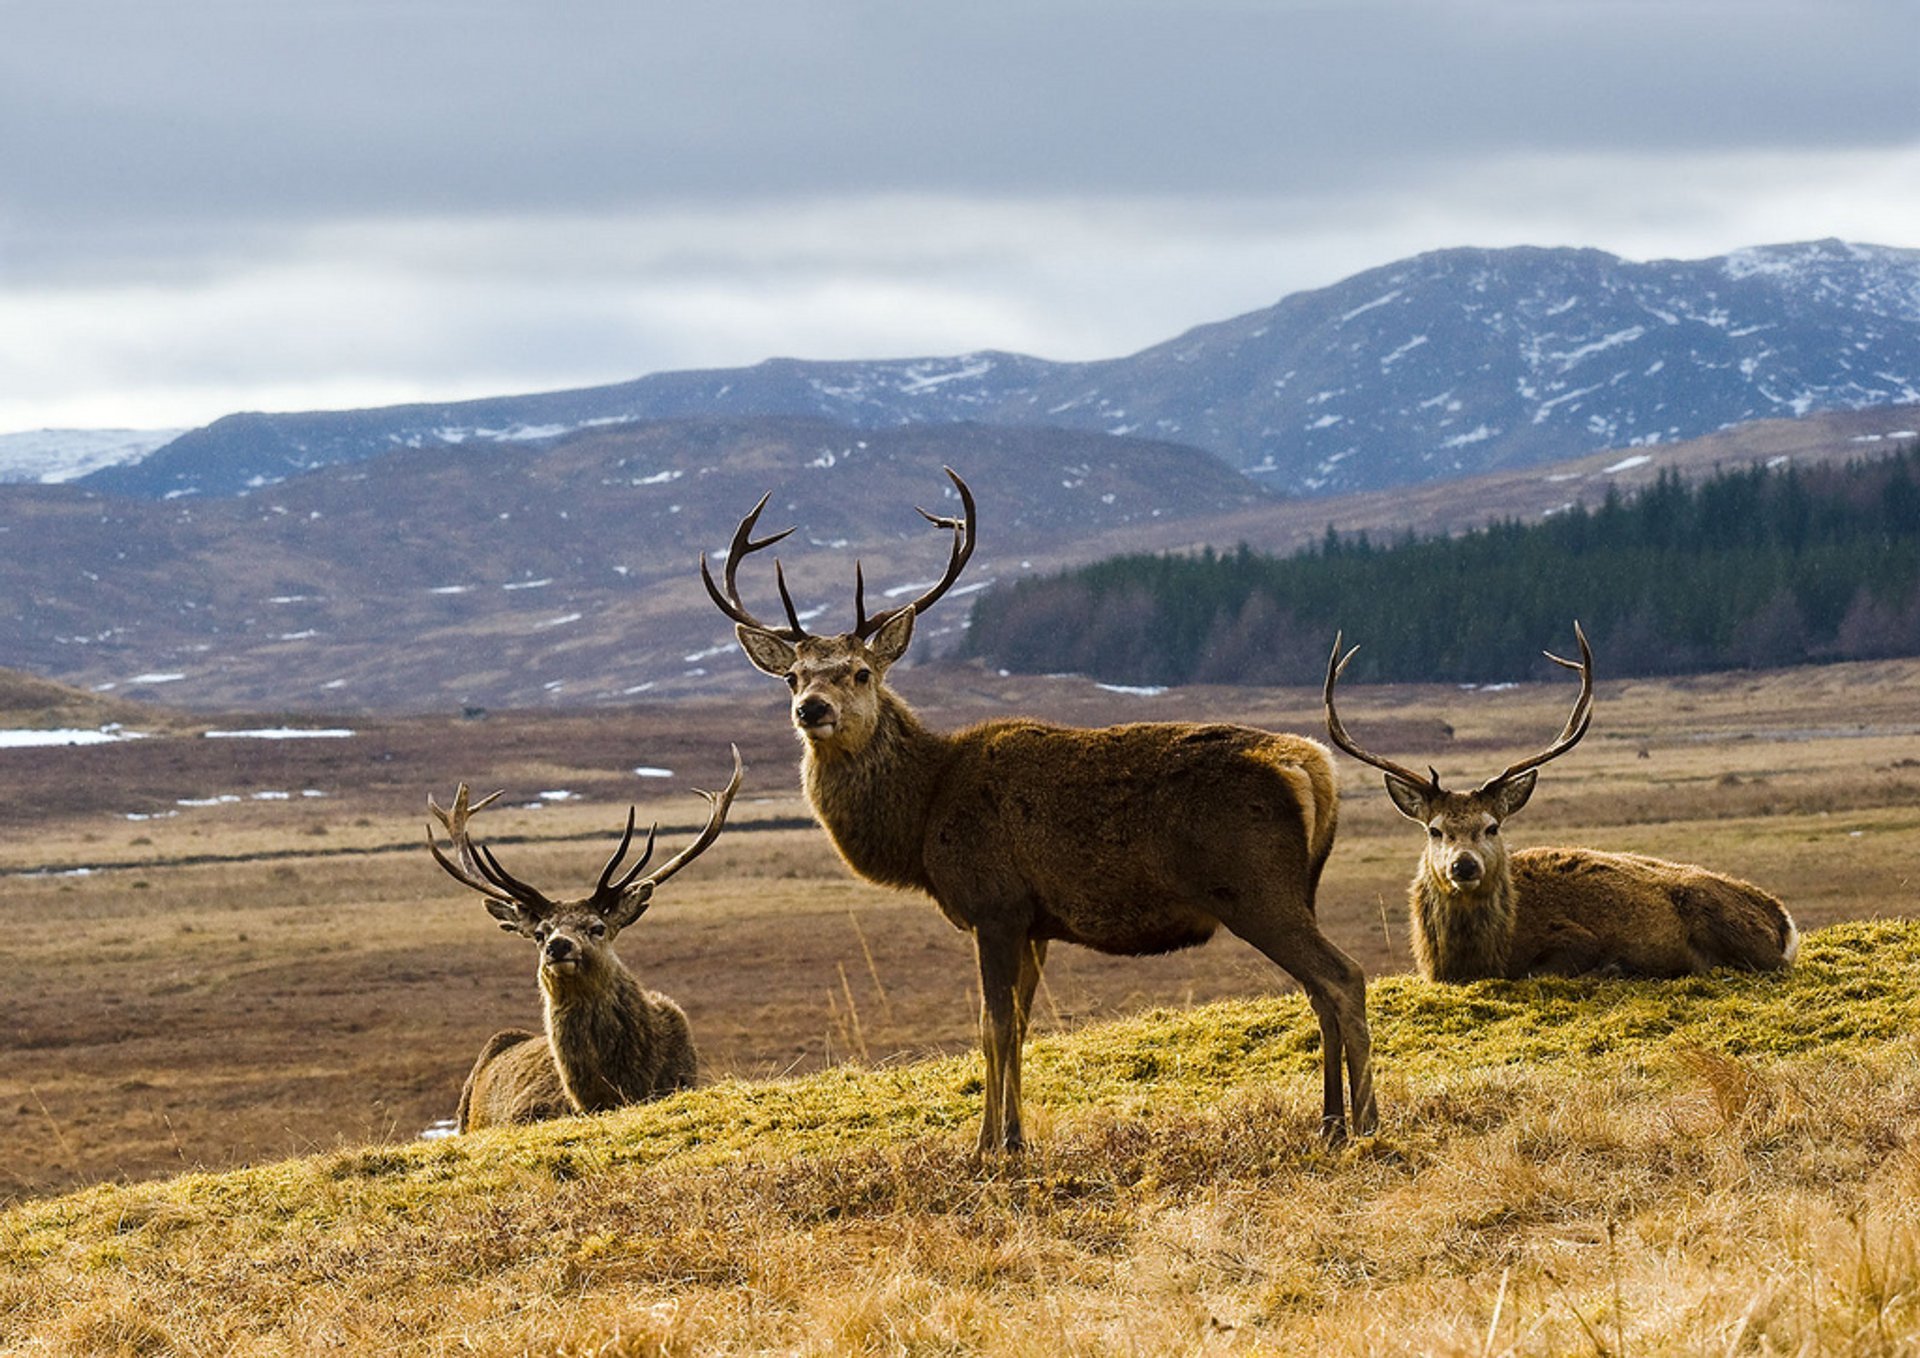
1324,625,1799,982
427,749,742,1130
701,469,1375,1150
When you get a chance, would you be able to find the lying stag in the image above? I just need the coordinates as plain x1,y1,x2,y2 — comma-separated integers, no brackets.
702,469,1374,1150
428,750,742,1130
1324,625,1798,981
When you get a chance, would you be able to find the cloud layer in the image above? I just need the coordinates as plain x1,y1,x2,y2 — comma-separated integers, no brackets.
4,1,1918,431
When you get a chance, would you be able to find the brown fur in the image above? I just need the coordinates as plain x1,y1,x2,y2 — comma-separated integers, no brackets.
1408,843,1800,982
734,612,1373,1151
457,1029,571,1132
429,768,738,1131
1329,626,1797,984
452,912,701,1130
536,944,698,1112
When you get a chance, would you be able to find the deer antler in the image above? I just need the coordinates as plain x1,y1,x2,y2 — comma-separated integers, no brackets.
605,746,744,927
1477,620,1595,791
426,783,557,917
852,467,978,639
702,470,978,642
1323,633,1443,796
698,492,808,639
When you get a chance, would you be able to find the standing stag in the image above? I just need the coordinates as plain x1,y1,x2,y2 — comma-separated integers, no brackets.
1324,625,1798,981
701,469,1375,1150
427,749,742,1130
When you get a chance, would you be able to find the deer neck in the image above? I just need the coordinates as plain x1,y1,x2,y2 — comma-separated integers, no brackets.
800,687,948,893
541,958,650,1110
1408,861,1518,982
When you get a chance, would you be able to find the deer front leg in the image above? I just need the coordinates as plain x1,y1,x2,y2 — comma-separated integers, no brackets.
973,928,1030,1155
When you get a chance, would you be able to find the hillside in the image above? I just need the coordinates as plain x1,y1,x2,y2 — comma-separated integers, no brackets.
4,401,1916,713
5,920,1919,1355
0,418,1265,711
73,239,1920,500
0,665,172,734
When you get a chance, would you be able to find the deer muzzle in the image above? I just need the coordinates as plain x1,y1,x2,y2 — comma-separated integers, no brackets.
794,695,838,737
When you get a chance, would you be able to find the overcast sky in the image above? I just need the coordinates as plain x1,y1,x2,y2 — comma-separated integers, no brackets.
4,0,1918,434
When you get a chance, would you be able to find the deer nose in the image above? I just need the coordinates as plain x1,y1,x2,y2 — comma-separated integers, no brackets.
795,696,835,726
544,935,576,963
1449,856,1482,884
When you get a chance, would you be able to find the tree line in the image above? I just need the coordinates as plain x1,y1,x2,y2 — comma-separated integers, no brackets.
962,447,1920,686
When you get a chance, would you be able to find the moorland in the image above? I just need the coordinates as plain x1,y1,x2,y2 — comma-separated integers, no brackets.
3,653,1916,1207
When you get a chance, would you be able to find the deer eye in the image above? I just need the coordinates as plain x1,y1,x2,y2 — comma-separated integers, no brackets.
784,673,799,691
1485,824,1500,837
533,922,552,942
853,668,872,686
1427,826,1442,839
588,922,607,939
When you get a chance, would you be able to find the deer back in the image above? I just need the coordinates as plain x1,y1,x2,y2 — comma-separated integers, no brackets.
457,1029,571,1132
1507,848,1798,977
900,717,1338,949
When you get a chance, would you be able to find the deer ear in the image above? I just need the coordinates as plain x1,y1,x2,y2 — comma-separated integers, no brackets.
485,898,538,937
869,607,916,668
735,624,797,677
605,882,654,932
1383,774,1431,823
1488,770,1538,821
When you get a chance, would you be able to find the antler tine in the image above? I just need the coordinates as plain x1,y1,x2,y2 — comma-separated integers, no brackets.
853,467,978,639
426,827,506,899
698,490,807,640
592,806,661,904
1322,632,1442,794
426,782,507,886
424,784,555,915
1481,621,1596,790
471,842,557,913
631,744,744,893
772,559,806,636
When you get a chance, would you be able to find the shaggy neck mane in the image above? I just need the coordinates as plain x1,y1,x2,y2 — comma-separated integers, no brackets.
1411,861,1517,982
542,964,651,1109
802,688,949,894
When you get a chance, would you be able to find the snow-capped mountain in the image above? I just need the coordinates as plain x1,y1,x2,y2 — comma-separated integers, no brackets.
0,428,184,484
76,239,1920,499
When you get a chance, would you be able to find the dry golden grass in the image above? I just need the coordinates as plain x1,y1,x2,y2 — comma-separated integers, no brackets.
7,921,1920,1355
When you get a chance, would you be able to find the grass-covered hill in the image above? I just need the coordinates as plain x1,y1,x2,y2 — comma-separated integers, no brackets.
7,920,1920,1355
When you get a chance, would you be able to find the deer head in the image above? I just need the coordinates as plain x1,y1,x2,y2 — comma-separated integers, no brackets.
1324,624,1594,897
701,468,976,756
427,748,742,980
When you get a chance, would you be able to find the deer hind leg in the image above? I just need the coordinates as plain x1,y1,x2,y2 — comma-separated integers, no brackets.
972,927,1032,1155
1228,916,1376,1142
1002,937,1047,1149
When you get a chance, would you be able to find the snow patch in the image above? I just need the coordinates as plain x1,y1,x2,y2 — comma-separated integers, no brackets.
202,727,355,740
0,725,147,748
0,427,185,484
1602,454,1653,474
1338,289,1403,324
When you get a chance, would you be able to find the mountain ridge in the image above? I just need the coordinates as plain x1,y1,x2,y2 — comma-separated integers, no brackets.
73,239,1920,500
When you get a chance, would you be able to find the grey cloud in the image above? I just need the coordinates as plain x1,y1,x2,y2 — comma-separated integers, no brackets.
6,0,1915,238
